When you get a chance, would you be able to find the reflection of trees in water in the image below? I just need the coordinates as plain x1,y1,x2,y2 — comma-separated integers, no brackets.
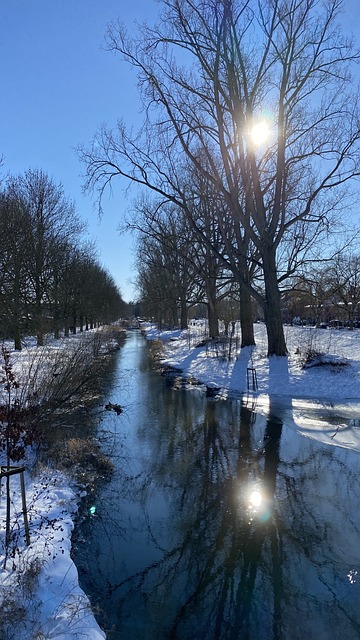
277,443,360,637
103,400,285,640
163,406,284,640
76,386,360,639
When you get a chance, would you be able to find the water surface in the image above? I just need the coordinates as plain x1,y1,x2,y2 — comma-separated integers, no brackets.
73,331,360,640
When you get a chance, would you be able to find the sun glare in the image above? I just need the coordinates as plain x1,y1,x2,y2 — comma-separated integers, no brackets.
250,121,270,146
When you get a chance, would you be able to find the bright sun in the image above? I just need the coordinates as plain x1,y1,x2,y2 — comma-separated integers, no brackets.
250,121,270,146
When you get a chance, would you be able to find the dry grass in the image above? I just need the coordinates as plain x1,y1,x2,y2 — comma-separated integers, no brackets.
148,339,164,368
0,557,43,640
49,437,114,479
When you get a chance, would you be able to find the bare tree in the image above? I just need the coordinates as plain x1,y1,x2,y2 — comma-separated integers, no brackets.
134,202,201,328
328,253,360,328
80,0,360,355
0,192,30,350
7,169,84,346
131,194,231,334
0,170,125,347
186,164,257,344
62,245,124,333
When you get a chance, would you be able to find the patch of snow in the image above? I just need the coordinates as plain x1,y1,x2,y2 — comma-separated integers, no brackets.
147,322,360,455
0,470,105,639
0,330,107,639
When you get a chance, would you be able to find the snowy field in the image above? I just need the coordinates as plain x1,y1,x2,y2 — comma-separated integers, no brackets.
1,322,360,639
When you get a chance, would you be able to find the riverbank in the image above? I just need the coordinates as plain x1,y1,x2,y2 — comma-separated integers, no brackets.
0,471,106,639
0,328,125,640
143,321,360,453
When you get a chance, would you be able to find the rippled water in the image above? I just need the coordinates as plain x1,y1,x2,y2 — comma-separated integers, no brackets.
73,331,360,640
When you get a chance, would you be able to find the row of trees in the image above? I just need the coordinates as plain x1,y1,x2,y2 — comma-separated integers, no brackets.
80,0,360,356
132,200,242,335
0,168,125,349
131,199,360,333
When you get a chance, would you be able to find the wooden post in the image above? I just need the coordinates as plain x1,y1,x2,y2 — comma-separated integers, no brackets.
0,466,30,546
19,470,30,546
247,367,258,391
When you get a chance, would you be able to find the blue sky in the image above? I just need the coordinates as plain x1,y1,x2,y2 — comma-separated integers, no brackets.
0,1,359,302
0,0,158,302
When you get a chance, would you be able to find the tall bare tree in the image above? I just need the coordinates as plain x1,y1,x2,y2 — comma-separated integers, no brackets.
7,169,83,346
0,192,29,349
80,0,360,355
328,253,360,328
133,200,201,328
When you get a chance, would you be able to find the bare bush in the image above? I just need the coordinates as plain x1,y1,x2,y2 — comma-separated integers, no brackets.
50,436,114,480
13,329,123,418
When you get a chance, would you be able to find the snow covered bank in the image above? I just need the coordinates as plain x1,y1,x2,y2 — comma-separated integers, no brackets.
0,331,115,639
143,322,360,454
0,471,106,639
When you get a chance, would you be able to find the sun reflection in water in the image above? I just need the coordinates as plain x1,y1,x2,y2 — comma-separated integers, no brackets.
249,490,263,508
245,486,272,523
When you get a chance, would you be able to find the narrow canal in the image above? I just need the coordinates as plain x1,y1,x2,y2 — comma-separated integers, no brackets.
73,330,360,640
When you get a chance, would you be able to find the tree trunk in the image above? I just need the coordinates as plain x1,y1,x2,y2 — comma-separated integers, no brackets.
207,301,219,338
36,306,44,346
172,305,178,328
53,303,60,339
12,273,22,350
239,282,255,348
13,306,22,351
14,325,22,351
35,278,44,346
72,311,77,334
262,250,287,356
53,272,60,339
180,299,188,330
37,328,44,347
206,276,219,338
